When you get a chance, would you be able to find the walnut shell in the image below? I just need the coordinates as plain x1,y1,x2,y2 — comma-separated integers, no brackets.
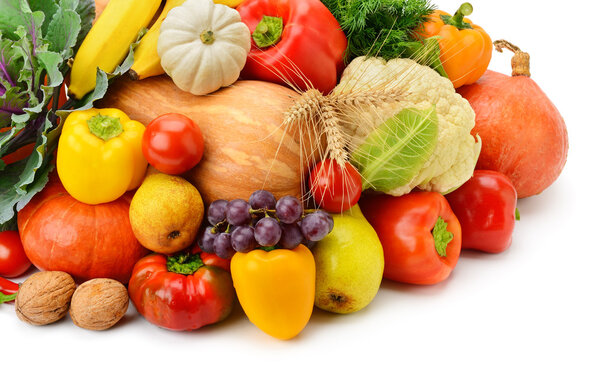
69,278,129,331
15,271,76,325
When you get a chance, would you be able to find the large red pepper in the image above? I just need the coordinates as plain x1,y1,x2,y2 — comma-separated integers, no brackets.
445,170,518,253
237,0,347,94
128,250,235,331
360,192,462,285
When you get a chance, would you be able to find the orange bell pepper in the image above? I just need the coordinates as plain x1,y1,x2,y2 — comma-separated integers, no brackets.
230,245,315,340
419,3,492,88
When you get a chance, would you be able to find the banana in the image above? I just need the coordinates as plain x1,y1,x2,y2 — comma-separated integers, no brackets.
69,0,161,99
129,0,187,81
129,0,244,81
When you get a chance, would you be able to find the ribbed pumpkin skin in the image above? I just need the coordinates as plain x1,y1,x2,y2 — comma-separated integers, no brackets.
100,77,313,204
458,70,568,198
17,175,147,284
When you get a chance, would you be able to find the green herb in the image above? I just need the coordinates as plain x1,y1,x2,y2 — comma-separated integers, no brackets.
321,0,447,76
0,0,138,226
352,106,438,192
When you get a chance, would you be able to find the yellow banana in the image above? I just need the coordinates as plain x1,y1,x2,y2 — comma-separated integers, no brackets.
69,0,161,99
129,0,187,81
129,0,245,81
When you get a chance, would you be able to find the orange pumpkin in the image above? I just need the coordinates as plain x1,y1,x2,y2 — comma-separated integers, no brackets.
457,41,568,198
17,174,148,284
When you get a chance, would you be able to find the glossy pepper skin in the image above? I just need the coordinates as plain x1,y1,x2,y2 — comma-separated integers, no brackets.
445,170,518,253
237,0,347,94
361,192,462,285
128,252,235,331
231,244,315,340
57,108,147,205
419,3,492,88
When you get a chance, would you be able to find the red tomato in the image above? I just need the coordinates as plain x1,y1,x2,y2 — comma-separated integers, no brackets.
361,192,462,285
0,231,31,278
309,159,362,213
128,252,235,331
142,113,204,175
445,170,518,253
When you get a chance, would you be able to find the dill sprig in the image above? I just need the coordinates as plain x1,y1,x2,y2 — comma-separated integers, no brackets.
322,0,436,61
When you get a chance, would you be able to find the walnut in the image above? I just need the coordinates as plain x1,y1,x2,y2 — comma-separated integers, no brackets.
15,271,76,326
69,278,129,331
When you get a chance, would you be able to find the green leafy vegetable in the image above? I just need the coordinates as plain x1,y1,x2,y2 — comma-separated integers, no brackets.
321,0,446,75
0,0,133,226
352,106,438,192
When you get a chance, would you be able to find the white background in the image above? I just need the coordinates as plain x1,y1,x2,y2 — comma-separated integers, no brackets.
2,1,598,374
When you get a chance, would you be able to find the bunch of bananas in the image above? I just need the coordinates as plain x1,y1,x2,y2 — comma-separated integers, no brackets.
69,0,245,100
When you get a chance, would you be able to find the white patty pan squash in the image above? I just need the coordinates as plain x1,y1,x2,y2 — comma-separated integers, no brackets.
157,0,251,95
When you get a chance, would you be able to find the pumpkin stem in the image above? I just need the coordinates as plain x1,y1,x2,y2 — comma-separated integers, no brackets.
493,39,531,77
200,30,215,45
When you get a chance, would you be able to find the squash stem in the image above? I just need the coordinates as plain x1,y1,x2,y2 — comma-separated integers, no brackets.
493,39,531,77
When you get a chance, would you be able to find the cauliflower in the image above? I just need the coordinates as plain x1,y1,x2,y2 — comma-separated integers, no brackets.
333,56,482,195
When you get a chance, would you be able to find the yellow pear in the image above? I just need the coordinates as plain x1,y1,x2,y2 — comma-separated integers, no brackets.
313,205,384,314
129,173,204,254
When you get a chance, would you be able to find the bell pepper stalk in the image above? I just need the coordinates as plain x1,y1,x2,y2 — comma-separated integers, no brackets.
360,192,462,285
418,2,492,88
231,244,315,340
128,251,235,331
445,170,518,253
56,108,148,205
237,0,348,94
0,277,19,304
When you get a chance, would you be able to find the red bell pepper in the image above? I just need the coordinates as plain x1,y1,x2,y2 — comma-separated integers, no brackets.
361,192,462,285
445,170,518,253
237,0,347,94
128,251,235,331
0,277,19,304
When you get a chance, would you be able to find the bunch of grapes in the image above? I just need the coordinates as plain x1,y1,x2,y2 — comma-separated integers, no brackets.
201,190,334,259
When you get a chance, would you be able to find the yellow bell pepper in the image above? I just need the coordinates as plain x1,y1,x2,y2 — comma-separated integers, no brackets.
57,108,147,205
231,245,315,340
216,0,245,7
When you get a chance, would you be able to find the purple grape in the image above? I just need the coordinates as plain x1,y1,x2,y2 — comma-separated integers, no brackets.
207,200,228,226
314,210,334,233
249,190,276,210
214,232,235,259
301,212,331,241
302,238,317,250
254,217,282,247
201,227,218,254
279,223,303,249
226,199,252,226
276,195,303,224
231,225,256,253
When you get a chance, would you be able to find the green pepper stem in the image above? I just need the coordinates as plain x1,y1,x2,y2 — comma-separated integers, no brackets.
440,2,474,30
252,16,284,48
432,217,454,257
166,253,204,275
87,114,124,141
0,292,17,304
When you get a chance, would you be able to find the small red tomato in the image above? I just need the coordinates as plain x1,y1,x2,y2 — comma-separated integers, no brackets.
445,170,518,253
0,231,31,278
309,159,362,213
142,113,204,175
